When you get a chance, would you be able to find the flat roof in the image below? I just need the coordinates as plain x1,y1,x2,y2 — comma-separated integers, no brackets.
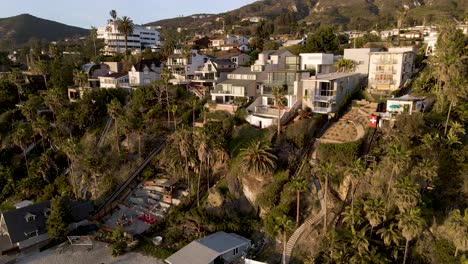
166,232,250,264
305,72,360,81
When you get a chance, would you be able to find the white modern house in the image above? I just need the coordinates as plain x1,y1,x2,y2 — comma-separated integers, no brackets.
343,48,381,75
129,60,161,86
192,59,237,90
210,35,249,49
166,49,212,84
299,53,335,75
301,72,361,114
368,47,416,93
210,67,265,113
251,50,295,72
246,55,307,128
166,232,251,264
97,22,160,54
98,72,129,89
386,94,426,115
217,53,252,67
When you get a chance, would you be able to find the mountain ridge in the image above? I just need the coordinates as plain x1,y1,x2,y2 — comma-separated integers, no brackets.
0,14,89,49
146,0,467,33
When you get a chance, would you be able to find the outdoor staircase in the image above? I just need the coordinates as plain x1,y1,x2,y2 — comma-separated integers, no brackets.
97,117,113,147
285,210,325,263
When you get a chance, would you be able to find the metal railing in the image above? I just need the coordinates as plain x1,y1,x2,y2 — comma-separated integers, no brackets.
313,95,336,102
254,106,284,117
313,106,333,114
372,59,398,64
369,79,394,84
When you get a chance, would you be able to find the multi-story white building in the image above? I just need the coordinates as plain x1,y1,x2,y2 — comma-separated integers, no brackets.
368,47,416,93
166,49,212,84
97,22,160,54
98,72,129,89
299,53,335,75
129,60,161,87
343,48,381,75
246,54,307,128
301,72,361,114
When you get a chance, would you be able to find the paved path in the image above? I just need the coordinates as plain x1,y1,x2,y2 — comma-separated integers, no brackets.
16,241,163,264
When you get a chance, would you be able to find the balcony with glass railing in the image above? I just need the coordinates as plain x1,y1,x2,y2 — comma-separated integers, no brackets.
254,105,285,117
374,68,396,74
372,58,398,64
212,87,245,96
262,84,295,95
370,79,394,84
313,95,336,102
313,106,333,114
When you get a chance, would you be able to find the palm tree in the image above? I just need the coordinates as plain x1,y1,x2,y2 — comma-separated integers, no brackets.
272,86,287,135
7,68,24,102
397,207,424,264
291,176,308,226
274,215,294,264
107,98,123,153
352,227,370,256
32,60,50,91
117,16,134,55
318,162,335,234
335,58,355,72
161,67,172,127
444,208,468,257
12,122,33,176
190,98,197,128
171,104,178,130
346,158,365,227
392,177,420,213
109,10,118,53
377,222,401,247
363,198,385,233
73,69,88,88
32,116,50,151
238,140,276,176
341,205,363,231
411,159,437,191
90,26,98,57
385,144,409,205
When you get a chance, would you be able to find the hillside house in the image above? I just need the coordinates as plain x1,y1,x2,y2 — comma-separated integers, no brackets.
301,72,361,115
98,72,130,89
211,66,265,113
217,53,251,67
166,232,251,264
129,60,161,86
246,55,306,128
299,53,335,75
192,59,237,90
166,49,212,84
0,201,93,254
343,48,381,75
368,47,416,93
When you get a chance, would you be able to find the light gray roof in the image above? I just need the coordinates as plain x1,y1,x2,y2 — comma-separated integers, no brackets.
218,79,256,87
231,67,254,75
308,72,360,81
1,201,93,244
166,232,250,264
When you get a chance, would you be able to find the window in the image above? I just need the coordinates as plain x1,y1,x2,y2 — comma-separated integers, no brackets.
267,98,274,105
24,230,38,238
25,213,36,222
144,79,150,84
233,247,239,255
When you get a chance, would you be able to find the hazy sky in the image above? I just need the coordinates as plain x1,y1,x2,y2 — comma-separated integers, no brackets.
0,0,256,28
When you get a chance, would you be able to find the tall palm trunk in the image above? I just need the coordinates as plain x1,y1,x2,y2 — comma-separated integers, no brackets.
403,239,409,264
114,120,120,153
124,35,128,54
444,100,452,136
455,247,459,257
197,160,203,207
296,191,300,226
138,134,141,157
282,229,287,264
323,175,328,234
277,107,281,135
23,149,29,176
